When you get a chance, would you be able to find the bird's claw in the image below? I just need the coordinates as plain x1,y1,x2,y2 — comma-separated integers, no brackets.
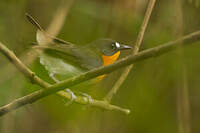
65,89,77,101
64,89,77,106
80,92,93,104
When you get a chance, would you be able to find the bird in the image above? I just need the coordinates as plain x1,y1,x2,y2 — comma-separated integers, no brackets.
25,13,132,84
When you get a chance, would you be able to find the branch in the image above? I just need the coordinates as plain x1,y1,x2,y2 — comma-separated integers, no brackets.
105,0,156,102
46,0,74,36
0,0,123,114
0,42,130,115
0,30,200,116
0,0,130,115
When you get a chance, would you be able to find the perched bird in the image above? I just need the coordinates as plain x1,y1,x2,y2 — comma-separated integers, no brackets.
26,13,132,84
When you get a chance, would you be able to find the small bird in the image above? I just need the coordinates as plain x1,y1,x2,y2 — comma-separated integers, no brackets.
26,13,132,83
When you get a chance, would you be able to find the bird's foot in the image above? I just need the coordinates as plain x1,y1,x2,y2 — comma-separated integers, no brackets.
65,89,77,101
75,91,93,104
64,89,77,106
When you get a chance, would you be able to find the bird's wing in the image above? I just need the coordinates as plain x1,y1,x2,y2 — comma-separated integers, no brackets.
26,13,102,70
33,44,103,70
48,34,75,46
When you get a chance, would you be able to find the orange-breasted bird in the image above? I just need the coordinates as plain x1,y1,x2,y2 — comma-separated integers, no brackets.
26,13,132,83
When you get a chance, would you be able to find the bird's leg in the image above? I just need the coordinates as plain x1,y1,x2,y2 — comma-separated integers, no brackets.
49,73,77,104
49,73,93,104
49,73,60,83
65,89,77,101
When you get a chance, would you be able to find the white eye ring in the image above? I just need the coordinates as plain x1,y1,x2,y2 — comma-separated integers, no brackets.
115,42,120,48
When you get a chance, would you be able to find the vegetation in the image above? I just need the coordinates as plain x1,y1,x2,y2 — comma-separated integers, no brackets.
0,0,200,133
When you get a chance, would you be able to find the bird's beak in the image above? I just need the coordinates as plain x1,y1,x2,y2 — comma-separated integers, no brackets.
117,44,132,50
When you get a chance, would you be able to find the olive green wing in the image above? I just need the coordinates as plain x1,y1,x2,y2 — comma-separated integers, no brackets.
33,44,103,70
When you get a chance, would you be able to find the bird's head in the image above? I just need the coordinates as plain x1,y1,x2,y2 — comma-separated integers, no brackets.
91,39,132,56
89,39,132,68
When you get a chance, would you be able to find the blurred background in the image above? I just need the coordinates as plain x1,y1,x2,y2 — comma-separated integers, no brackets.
0,0,200,133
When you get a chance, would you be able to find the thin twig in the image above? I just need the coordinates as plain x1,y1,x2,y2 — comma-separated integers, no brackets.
0,30,200,116
104,0,156,102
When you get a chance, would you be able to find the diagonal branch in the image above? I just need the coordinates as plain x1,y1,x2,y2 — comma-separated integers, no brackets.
0,0,130,115
104,0,157,102
0,30,200,116
0,42,130,115
0,0,109,114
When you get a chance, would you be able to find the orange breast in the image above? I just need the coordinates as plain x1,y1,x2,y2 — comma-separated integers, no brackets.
102,51,121,66
97,51,120,81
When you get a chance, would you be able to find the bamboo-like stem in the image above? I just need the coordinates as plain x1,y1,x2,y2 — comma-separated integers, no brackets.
175,0,191,133
0,30,200,116
105,0,156,102
46,0,74,36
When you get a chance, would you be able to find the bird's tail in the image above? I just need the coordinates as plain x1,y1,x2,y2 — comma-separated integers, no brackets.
26,13,50,45
26,13,73,46
25,13,43,31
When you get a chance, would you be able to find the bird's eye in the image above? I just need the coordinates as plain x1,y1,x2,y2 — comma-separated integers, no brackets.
111,42,120,50
115,42,120,48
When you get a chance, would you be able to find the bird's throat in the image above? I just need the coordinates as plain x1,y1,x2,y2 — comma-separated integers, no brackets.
97,51,120,81
102,51,120,66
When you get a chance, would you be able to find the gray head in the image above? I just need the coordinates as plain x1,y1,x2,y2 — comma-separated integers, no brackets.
90,39,132,56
